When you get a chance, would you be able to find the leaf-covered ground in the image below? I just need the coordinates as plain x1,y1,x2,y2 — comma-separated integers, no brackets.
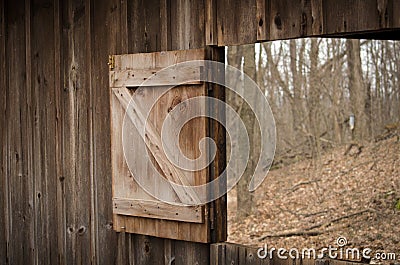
228,137,400,264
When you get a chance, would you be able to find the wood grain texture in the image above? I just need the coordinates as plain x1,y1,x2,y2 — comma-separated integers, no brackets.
322,0,398,35
110,49,212,243
206,0,218,45
169,0,206,50
2,0,400,264
216,0,400,45
0,0,7,263
113,198,204,223
311,0,324,35
112,86,202,205
91,0,126,263
269,0,312,40
53,0,67,263
256,0,270,41
394,0,400,28
110,66,203,87
6,0,32,264
127,0,161,53
175,240,210,265
217,0,258,45
206,46,227,243
61,0,92,263
32,0,59,263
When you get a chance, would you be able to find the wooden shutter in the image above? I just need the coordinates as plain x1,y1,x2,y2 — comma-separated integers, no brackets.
109,48,226,243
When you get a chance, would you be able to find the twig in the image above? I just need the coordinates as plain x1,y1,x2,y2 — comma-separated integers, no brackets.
302,210,328,218
259,230,324,240
304,209,371,231
288,179,322,192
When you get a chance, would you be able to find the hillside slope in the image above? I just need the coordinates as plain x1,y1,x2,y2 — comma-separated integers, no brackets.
228,137,400,263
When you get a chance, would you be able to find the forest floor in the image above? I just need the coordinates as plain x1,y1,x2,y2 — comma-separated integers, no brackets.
227,136,400,264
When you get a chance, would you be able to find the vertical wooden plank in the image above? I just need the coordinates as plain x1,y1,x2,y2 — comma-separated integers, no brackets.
210,244,222,265
91,0,126,263
256,0,270,41
53,0,67,263
175,240,210,265
31,0,59,263
60,4,74,259
169,0,206,50
85,0,98,263
5,0,32,264
61,0,92,263
269,0,312,40
321,0,354,34
31,1,58,264
59,0,72,264
116,232,128,265
24,0,36,264
132,235,165,265
169,0,182,50
206,0,218,45
225,243,240,264
393,0,400,28
216,0,258,46
377,0,394,28
206,46,227,243
163,239,175,265
160,0,169,50
311,0,324,35
127,0,161,53
212,243,277,265
0,0,7,263
322,0,383,35
238,245,260,265
119,0,128,53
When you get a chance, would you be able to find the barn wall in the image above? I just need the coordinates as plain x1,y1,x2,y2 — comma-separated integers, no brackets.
1,0,212,264
1,0,399,264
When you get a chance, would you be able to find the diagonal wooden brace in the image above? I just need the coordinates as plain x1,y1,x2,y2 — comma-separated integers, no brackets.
112,87,202,205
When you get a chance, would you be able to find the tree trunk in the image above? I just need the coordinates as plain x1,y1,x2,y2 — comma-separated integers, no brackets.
236,44,258,219
346,39,368,141
226,45,258,219
308,38,321,157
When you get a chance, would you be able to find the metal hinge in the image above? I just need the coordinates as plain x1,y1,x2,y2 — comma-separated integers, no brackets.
108,55,115,70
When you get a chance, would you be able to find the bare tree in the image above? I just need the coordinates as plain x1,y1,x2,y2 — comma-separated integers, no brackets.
346,39,369,141
227,45,259,219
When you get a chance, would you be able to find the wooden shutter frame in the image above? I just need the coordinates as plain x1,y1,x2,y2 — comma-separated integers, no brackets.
109,48,227,243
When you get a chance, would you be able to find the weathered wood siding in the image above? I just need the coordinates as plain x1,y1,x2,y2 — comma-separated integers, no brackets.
213,0,400,45
1,0,212,264
0,0,399,264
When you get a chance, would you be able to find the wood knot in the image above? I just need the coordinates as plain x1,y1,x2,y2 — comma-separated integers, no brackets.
144,242,150,253
78,226,87,235
67,226,75,234
105,222,113,230
274,13,282,30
